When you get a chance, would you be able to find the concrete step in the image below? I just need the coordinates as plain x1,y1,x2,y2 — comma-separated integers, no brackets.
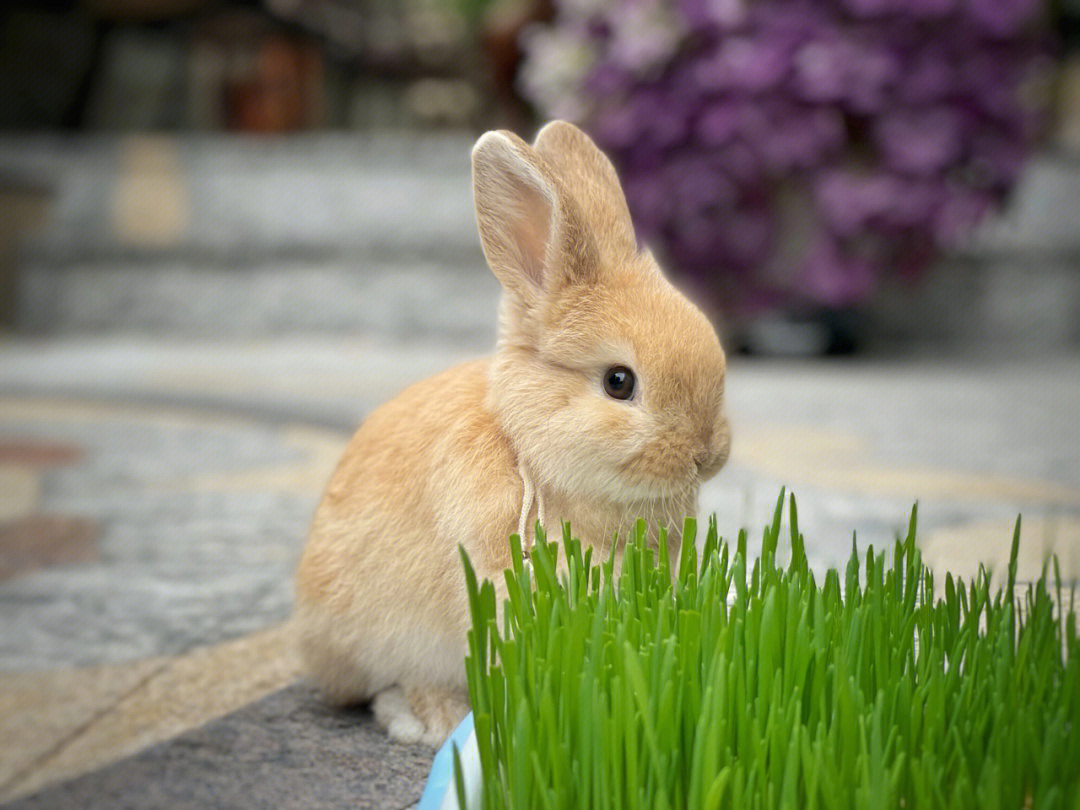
4,134,1079,345
15,255,501,341
2,132,482,262
2,132,501,338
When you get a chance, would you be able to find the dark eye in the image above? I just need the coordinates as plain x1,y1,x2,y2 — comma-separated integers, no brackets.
603,365,636,401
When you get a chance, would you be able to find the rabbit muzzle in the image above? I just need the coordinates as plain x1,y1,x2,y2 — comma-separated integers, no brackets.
695,414,731,482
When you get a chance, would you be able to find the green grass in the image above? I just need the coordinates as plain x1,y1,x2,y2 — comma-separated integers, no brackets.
457,491,1080,810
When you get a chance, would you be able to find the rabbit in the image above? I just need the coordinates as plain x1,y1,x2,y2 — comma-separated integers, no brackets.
293,120,731,746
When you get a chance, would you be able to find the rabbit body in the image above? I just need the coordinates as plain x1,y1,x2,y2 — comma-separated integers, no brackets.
295,121,731,746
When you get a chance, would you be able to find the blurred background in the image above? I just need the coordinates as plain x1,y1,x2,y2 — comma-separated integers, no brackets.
2,4,1080,805
1,0,1079,351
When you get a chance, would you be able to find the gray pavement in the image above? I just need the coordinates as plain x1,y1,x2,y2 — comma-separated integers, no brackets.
5,684,434,810
3,336,1078,671
3,333,1077,807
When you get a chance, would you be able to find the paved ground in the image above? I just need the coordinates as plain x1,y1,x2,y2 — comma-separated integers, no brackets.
1,334,1078,808
0,132,1078,808
5,682,436,810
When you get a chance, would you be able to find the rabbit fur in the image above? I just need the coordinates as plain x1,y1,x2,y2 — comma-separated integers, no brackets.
294,121,731,746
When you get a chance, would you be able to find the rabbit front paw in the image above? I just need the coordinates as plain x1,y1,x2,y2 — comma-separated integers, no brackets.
372,685,469,747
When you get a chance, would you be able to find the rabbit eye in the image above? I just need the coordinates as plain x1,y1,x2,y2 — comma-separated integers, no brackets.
603,366,636,401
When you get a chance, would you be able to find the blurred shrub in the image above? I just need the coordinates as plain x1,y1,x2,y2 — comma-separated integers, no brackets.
519,0,1056,314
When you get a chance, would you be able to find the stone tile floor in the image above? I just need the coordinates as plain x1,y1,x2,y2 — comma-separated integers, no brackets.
1,335,1077,808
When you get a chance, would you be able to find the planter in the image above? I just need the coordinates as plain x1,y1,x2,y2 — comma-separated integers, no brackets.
417,713,481,810
423,496,1079,810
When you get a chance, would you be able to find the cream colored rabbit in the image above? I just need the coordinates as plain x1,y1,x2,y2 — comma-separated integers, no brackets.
294,121,731,746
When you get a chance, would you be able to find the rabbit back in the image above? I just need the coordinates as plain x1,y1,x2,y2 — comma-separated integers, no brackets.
294,357,521,704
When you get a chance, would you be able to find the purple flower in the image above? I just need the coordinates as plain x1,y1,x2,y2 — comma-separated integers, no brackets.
874,107,966,175
792,38,852,104
624,171,676,239
584,63,635,97
713,205,775,268
757,106,846,172
797,237,878,307
695,100,746,146
667,156,739,213
959,50,1020,119
884,180,947,229
691,34,794,93
934,188,995,243
967,129,1028,187
816,171,898,237
711,139,764,187
846,44,903,113
604,1,686,73
790,33,901,113
636,93,692,148
678,0,747,29
898,47,955,105
669,211,724,266
520,0,1053,314
965,0,1042,38
592,103,640,148
907,0,958,18
838,0,895,19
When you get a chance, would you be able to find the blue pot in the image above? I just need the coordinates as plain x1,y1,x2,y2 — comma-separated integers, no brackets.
416,713,481,810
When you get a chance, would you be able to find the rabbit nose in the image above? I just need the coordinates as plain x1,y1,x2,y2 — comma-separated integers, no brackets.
695,441,720,468
696,426,716,461
696,417,730,477
693,437,714,471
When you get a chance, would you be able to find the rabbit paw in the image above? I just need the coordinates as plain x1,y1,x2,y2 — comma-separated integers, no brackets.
371,685,469,747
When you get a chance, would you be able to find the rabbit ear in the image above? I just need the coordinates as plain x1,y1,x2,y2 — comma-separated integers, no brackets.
532,121,637,257
472,130,597,306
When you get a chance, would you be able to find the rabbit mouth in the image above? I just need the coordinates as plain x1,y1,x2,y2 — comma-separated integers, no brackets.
610,462,701,505
696,453,728,482
615,440,703,496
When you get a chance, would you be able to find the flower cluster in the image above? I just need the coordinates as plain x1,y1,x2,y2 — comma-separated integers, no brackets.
519,0,1054,312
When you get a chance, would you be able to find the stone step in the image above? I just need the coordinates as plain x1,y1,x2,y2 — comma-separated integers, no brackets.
3,132,498,337
15,256,501,340
4,134,1079,342
2,132,482,263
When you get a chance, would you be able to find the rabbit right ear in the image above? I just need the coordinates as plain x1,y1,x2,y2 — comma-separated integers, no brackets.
472,130,596,308
532,121,637,258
